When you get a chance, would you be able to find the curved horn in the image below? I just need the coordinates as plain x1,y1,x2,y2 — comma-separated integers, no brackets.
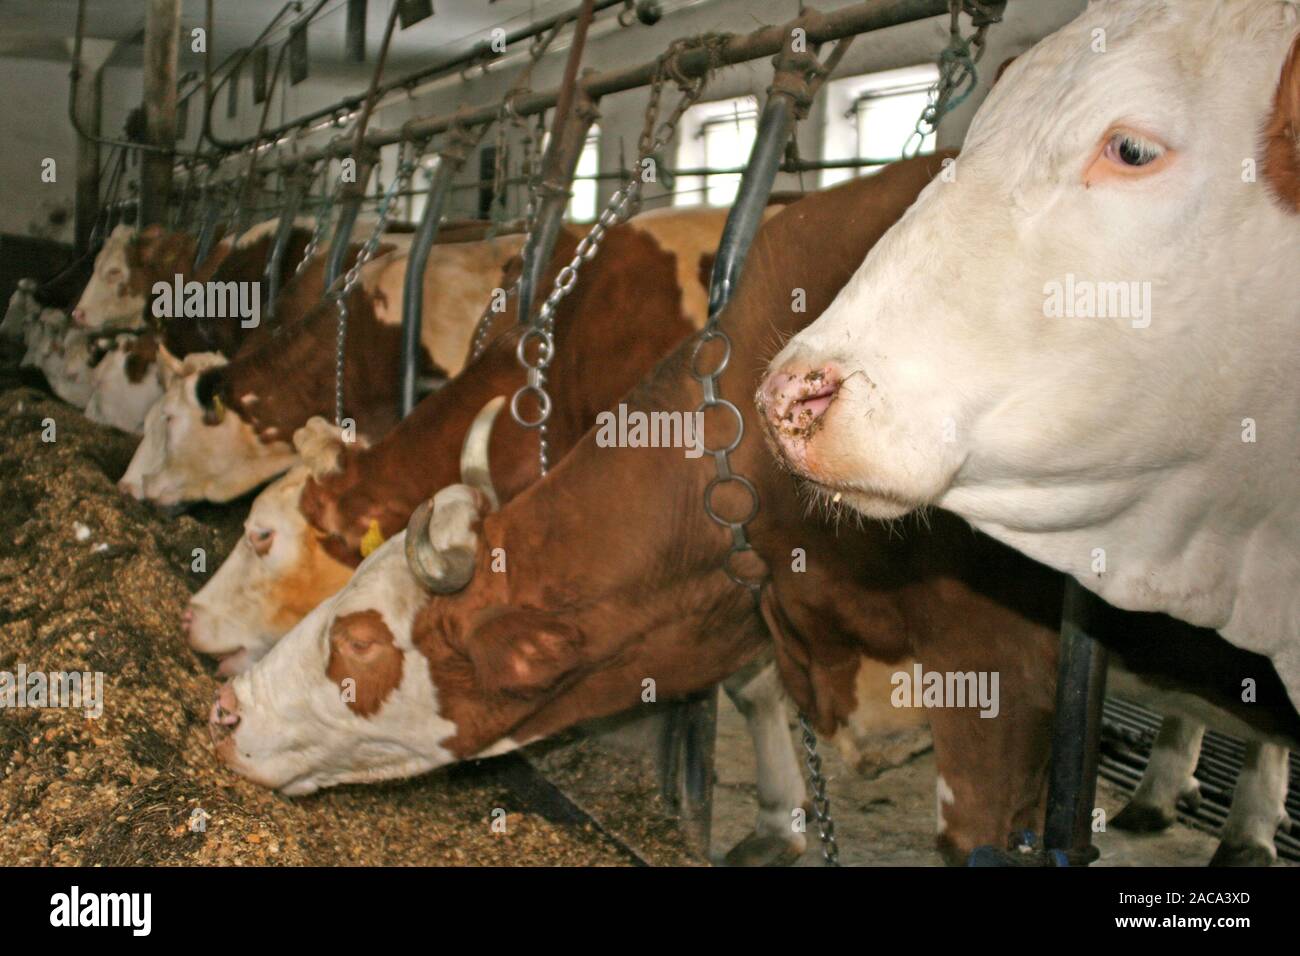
404,398,506,593
404,488,484,593
459,396,504,511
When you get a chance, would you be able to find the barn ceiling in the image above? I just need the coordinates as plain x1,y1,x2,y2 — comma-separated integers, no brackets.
0,0,589,75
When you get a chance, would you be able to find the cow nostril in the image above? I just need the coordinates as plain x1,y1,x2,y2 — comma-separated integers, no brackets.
761,366,842,430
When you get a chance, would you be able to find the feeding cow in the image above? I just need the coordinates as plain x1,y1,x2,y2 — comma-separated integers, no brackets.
184,207,731,672
84,333,164,434
759,0,1300,712
1,279,40,341
208,158,1069,864
118,230,526,507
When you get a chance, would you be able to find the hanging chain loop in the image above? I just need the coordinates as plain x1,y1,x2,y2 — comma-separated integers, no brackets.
294,162,336,278
904,0,1005,157
509,42,718,475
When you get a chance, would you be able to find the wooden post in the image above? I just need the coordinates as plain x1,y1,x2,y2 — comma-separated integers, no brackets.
68,38,116,252
140,0,181,227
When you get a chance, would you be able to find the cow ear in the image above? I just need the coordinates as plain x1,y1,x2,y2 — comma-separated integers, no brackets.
156,341,185,384
1264,32,1300,212
461,609,583,697
294,416,366,478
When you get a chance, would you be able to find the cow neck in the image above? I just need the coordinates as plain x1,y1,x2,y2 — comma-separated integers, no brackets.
223,267,410,443
304,222,699,566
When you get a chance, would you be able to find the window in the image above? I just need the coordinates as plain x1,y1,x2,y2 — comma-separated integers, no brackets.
674,96,759,207
567,126,601,221
820,64,940,188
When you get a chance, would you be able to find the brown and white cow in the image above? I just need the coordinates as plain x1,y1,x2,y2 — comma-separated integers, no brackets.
209,159,1064,863
84,333,164,434
185,211,725,671
117,230,525,507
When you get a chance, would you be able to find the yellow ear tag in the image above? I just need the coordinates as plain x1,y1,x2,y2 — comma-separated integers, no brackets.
360,519,386,558
211,393,226,422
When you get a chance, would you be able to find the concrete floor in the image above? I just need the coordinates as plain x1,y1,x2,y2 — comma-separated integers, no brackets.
536,688,1266,867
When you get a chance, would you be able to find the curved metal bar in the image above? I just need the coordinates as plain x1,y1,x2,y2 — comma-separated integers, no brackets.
262,168,310,320
399,158,452,416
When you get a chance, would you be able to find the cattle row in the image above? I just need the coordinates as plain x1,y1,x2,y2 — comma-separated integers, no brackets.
4,0,1296,866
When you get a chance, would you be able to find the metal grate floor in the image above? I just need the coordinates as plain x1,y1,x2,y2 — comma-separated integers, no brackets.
1100,696,1299,862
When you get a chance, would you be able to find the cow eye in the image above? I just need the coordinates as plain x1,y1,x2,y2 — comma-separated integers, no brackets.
105,267,123,280
248,528,275,556
1105,132,1163,168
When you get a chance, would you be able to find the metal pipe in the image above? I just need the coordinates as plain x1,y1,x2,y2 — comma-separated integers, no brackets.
262,169,310,320
323,0,404,289
398,151,466,416
323,156,372,289
201,0,334,152
517,0,600,326
706,95,797,315
257,0,950,174
201,0,630,156
1044,579,1109,857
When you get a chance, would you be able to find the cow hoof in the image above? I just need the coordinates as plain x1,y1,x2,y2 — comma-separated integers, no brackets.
1208,841,1275,868
724,832,804,867
1112,801,1175,833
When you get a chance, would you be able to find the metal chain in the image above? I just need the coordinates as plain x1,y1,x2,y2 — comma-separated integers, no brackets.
294,164,336,278
509,70,709,475
329,156,417,425
904,0,1005,157
800,713,841,866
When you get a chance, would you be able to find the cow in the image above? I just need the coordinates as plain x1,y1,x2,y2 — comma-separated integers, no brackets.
758,1,1300,714
207,158,1069,865
71,223,190,332
184,208,729,672
84,333,164,434
118,231,526,507
70,219,316,350
1,278,40,341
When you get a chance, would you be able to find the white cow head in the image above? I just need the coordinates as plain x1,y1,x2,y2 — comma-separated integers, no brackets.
760,2,1300,674
186,419,370,675
72,224,147,330
84,335,164,434
119,347,296,507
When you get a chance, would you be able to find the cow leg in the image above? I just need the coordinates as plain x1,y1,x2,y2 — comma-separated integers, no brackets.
1113,714,1205,832
721,659,807,867
1209,740,1291,867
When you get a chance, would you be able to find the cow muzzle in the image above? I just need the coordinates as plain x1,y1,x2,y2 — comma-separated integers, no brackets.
755,364,842,473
